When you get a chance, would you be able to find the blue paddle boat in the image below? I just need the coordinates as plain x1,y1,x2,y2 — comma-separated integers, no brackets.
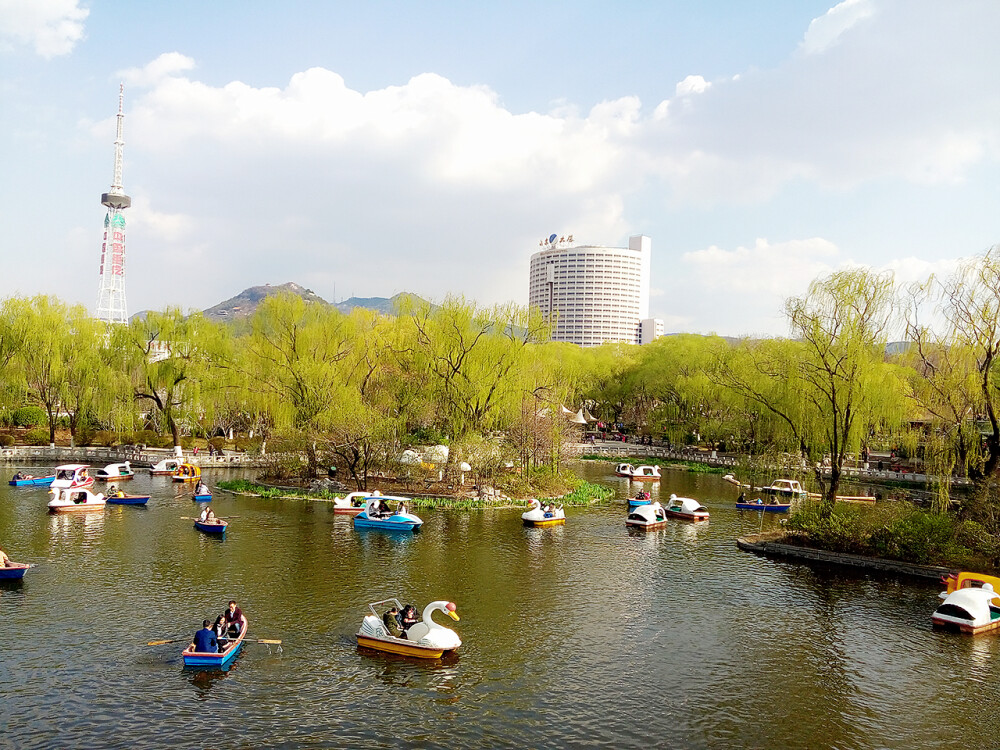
182,618,247,668
0,562,30,580
353,496,423,532
106,491,150,505
8,473,56,487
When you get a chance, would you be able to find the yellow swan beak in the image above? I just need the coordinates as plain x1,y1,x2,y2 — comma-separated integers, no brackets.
447,611,460,621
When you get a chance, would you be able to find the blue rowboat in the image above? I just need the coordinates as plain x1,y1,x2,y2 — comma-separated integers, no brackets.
194,518,227,535
8,475,56,487
182,618,247,669
736,500,790,513
627,496,652,509
107,493,150,505
0,563,29,580
193,494,212,502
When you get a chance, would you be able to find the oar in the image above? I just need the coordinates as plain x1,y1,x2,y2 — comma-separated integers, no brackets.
146,637,186,646
253,639,282,644
180,516,239,520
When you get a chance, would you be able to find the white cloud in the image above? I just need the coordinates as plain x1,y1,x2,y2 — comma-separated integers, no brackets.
0,0,88,58
118,52,197,88
675,75,711,96
800,0,875,55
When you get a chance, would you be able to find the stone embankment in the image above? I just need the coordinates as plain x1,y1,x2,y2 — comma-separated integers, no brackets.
737,531,954,580
0,445,267,469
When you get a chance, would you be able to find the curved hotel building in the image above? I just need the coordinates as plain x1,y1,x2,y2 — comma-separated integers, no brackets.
528,234,651,347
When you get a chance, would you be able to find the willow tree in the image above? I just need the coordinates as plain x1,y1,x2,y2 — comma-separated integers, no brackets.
116,309,216,453
60,311,116,447
14,296,74,444
0,297,28,407
784,269,905,512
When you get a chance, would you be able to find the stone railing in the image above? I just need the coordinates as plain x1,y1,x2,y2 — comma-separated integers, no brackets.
0,445,270,469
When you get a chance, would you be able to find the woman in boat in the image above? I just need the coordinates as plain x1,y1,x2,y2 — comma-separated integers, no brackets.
400,604,418,632
0,549,11,567
196,481,209,496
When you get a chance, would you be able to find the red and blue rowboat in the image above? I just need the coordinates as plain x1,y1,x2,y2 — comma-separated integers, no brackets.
107,493,150,506
182,618,247,668
8,475,56,487
0,563,30,580
194,518,228,535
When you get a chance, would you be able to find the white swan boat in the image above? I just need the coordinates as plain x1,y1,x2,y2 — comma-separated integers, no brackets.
50,464,94,490
521,499,565,527
663,494,710,522
630,465,661,481
48,487,106,513
95,461,135,481
150,458,181,476
333,491,374,515
615,463,636,477
933,582,1000,634
626,501,667,530
357,598,461,658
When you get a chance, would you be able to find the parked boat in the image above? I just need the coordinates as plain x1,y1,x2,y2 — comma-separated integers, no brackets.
521,498,566,527
0,562,30,580
663,494,709,522
357,598,461,659
8,472,56,487
758,479,807,499
615,463,636,478
47,487,106,513
626,501,668,531
806,492,878,504
630,465,661,481
182,618,248,668
333,491,371,515
105,489,149,505
932,584,1000,634
50,464,94,490
94,462,135,481
172,463,201,483
352,496,423,532
194,518,228,535
150,458,181,476
940,571,1000,596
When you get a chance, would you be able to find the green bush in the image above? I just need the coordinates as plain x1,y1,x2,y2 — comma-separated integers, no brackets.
0,434,14,447
132,430,159,446
25,427,50,446
209,436,226,451
92,431,116,447
12,406,46,428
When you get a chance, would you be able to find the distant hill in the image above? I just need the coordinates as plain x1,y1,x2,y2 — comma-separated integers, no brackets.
202,284,430,322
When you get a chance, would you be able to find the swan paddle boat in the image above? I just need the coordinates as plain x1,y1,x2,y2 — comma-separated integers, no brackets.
150,458,181,476
630,465,661,481
626,501,668,530
105,487,149,505
47,487,106,513
183,617,248,668
50,464,94,490
94,462,135,481
173,463,201,483
615,463,637,478
933,584,1000,634
0,562,30,580
663,494,709,522
352,496,423,532
521,498,566,527
8,472,56,487
357,598,461,658
332,491,372,515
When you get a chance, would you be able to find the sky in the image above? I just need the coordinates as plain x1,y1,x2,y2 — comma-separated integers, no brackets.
1,0,998,336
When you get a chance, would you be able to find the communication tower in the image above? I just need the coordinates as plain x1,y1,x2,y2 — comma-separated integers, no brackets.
95,84,131,324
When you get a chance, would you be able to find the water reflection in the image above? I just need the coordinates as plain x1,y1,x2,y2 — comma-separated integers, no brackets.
185,661,236,697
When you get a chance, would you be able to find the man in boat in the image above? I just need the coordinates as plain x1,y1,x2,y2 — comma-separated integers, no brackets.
383,606,404,638
224,600,245,637
191,619,218,653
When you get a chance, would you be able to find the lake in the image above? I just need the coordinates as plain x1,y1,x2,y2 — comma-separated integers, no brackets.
1,462,997,748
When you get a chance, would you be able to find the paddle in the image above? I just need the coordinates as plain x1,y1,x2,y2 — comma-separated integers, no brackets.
146,638,185,646
146,637,281,645
180,516,240,520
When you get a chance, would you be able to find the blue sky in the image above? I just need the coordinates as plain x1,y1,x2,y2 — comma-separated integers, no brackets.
1,1,998,335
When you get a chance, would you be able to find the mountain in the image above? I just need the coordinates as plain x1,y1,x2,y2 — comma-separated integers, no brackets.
202,284,430,322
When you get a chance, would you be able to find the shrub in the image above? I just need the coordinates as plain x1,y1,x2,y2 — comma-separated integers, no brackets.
208,436,226,451
92,431,116,447
12,406,46,428
132,430,159,446
25,427,50,446
0,434,14,447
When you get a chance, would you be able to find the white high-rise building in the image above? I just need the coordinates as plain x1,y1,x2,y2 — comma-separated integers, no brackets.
528,234,651,347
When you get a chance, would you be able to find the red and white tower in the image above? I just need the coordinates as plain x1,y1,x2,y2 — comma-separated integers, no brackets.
95,83,131,324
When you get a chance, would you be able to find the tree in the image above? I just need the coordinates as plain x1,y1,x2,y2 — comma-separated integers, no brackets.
15,297,76,445
784,269,905,512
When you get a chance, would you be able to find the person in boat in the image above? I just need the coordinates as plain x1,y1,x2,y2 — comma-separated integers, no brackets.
737,492,746,504
0,549,11,567
224,600,245,637
191,619,218,654
11,472,22,481
196,482,209,496
213,613,229,651
383,606,404,638
400,604,418,632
